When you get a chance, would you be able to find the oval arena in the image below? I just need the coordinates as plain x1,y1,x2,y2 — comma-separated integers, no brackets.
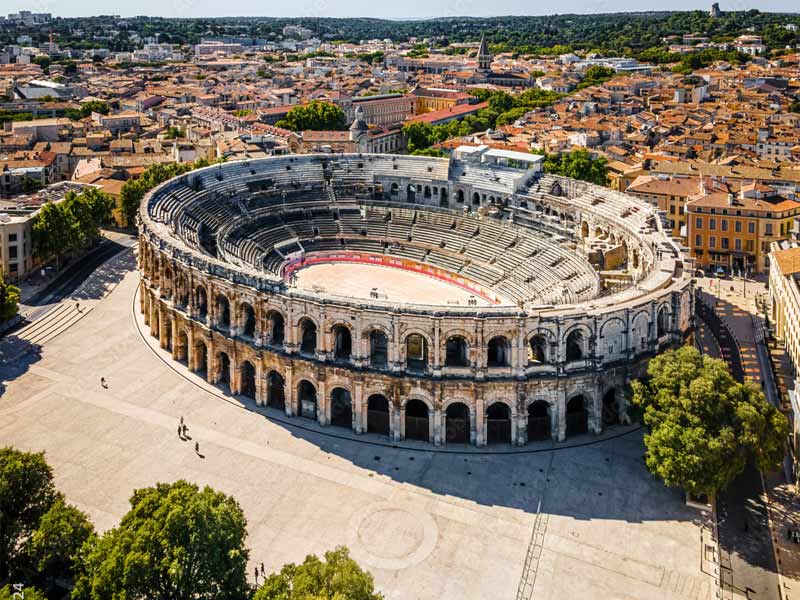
138,148,694,447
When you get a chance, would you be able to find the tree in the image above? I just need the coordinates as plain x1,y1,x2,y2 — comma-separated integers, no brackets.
632,346,789,497
0,276,20,322
254,547,383,600
543,149,608,186
275,100,347,131
31,201,79,269
402,121,434,153
27,496,95,588
0,448,57,581
0,585,46,600
72,480,250,600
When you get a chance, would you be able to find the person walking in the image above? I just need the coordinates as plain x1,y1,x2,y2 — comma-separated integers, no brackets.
182,423,188,437
195,441,199,455
178,425,183,439
100,377,106,388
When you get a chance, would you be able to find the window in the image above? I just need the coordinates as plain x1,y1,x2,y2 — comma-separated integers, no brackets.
735,238,742,251
695,217,703,229
709,218,716,231
695,234,702,247
8,233,17,242
748,222,755,234
8,246,17,259
721,220,728,231
721,238,729,249
709,236,716,248
766,223,773,236
746,240,754,252
735,221,742,233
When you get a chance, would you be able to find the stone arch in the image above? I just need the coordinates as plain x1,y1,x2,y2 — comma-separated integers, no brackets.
527,331,553,364
332,324,352,362
423,185,431,199
330,387,353,429
175,273,189,307
404,398,430,442
367,393,391,436
407,183,416,203
404,332,430,371
602,388,619,426
657,304,670,337
299,317,317,355
565,328,587,361
566,394,589,437
445,402,470,444
215,351,231,388
487,335,510,367
599,317,626,360
196,286,208,320
193,338,208,374
486,401,512,444
239,302,256,338
215,293,231,330
239,360,256,400
267,370,286,410
444,334,469,367
456,189,465,203
472,191,480,205
631,311,650,352
366,328,389,368
267,310,286,345
527,400,550,442
297,379,318,420
175,328,189,364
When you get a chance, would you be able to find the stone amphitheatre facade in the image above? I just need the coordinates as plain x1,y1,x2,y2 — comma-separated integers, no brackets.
137,148,694,447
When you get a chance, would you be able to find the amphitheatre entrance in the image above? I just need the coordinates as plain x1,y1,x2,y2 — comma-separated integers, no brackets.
289,261,510,307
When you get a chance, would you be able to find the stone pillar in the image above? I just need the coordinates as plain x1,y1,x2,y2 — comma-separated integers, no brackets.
556,392,566,442
390,403,401,442
432,409,443,446
284,368,296,417
317,378,328,426
475,395,486,446
170,318,178,357
353,382,365,433
433,321,441,375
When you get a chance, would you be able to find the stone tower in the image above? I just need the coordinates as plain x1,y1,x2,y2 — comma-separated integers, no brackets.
477,34,492,73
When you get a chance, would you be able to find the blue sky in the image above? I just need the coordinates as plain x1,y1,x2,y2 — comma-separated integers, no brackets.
8,0,800,19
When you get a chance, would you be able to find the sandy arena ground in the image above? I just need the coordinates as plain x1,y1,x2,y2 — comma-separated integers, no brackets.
291,262,504,307
0,252,717,600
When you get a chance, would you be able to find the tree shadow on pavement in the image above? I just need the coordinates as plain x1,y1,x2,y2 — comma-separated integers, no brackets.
0,336,42,396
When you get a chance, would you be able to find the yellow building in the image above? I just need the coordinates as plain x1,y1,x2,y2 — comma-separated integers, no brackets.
626,175,701,239
686,183,800,274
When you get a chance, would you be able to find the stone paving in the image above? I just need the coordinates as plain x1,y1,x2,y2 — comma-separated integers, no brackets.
0,265,716,600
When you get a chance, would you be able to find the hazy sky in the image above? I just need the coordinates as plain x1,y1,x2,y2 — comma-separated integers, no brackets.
7,0,800,19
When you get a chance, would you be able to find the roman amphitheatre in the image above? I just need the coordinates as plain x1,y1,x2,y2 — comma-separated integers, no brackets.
0,148,716,600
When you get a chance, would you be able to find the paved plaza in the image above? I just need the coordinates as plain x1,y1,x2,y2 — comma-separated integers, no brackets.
0,258,717,600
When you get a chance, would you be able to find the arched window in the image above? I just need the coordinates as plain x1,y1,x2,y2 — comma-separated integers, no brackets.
566,330,584,362
196,286,208,320
657,306,669,337
332,325,352,362
268,311,285,346
367,394,390,436
445,403,470,444
369,330,388,367
405,399,429,442
486,402,511,444
330,388,352,429
267,371,285,410
456,189,465,203
487,336,510,367
445,336,469,367
406,334,428,371
529,335,548,363
240,361,256,399
240,303,256,338
216,295,230,330
299,319,317,355
298,380,317,420
472,192,480,205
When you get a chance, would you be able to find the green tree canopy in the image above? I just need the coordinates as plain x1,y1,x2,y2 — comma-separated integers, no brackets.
542,149,608,186
0,585,46,600
402,121,435,153
254,547,383,600
0,276,20,322
27,496,95,588
632,346,789,496
275,100,347,131
72,480,250,600
0,448,57,581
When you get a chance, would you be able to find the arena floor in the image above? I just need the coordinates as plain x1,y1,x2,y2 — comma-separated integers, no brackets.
0,250,716,600
290,262,503,307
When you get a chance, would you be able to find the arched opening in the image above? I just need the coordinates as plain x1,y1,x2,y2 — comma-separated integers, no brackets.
298,380,317,420
268,311,285,346
566,395,588,436
240,303,256,338
405,399,429,442
216,352,231,388
527,401,550,442
369,330,388,368
193,340,208,375
486,402,512,444
602,389,619,426
299,319,317,355
176,276,189,307
528,334,548,364
175,329,188,364
162,268,173,299
445,402,470,444
424,185,431,199
456,189,465,203
472,192,480,206
267,371,286,410
332,325,352,362
632,249,640,269
445,336,469,367
439,194,448,208
216,294,231,330
580,221,589,238
566,330,584,361
406,334,428,372
657,306,669,337
151,310,160,338
240,361,256,400
487,336,510,367
367,394,390,436
164,318,172,351
196,286,208,320
407,184,416,203
330,388,352,429
390,182,399,195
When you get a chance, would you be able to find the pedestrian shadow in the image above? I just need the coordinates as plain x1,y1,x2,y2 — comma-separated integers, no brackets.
0,335,42,397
